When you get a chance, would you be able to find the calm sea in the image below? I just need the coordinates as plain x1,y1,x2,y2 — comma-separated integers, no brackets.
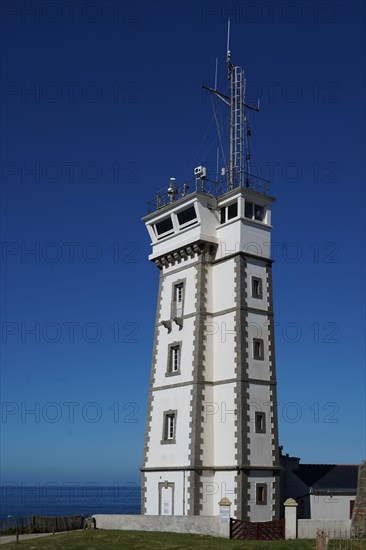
0,484,141,521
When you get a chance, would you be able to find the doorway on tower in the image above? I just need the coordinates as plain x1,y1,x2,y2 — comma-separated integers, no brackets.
158,481,175,515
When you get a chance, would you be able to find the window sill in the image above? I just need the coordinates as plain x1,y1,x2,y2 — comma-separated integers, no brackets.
156,230,175,241
165,371,181,378
217,216,240,229
160,439,176,445
243,217,272,229
152,222,201,244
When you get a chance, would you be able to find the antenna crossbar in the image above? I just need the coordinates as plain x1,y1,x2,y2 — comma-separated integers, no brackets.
201,85,259,112
201,22,261,192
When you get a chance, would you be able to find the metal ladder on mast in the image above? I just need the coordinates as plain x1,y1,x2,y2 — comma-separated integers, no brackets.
230,65,245,189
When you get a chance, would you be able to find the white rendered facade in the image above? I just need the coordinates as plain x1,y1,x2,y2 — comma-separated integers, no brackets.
141,186,280,520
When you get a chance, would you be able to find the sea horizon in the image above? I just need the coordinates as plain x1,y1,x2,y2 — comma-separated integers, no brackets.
0,484,141,521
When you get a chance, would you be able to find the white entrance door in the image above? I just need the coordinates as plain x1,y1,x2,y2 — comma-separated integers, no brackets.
159,482,174,515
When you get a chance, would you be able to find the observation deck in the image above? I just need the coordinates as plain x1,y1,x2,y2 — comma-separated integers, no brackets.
147,171,270,214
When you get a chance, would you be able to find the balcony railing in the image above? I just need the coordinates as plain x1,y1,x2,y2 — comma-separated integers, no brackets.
147,171,269,214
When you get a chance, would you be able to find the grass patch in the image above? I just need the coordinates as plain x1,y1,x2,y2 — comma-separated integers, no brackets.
1,529,317,549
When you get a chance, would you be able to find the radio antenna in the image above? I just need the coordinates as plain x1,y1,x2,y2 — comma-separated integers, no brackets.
227,18,231,67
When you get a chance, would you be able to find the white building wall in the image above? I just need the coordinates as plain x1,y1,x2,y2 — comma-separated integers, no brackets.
215,220,272,262
201,471,215,516
154,317,195,387
159,266,196,320
248,471,276,522
211,311,236,382
214,471,237,513
245,258,268,310
210,260,236,312
201,385,214,466
212,383,236,466
204,313,214,381
205,263,213,309
247,384,274,467
201,471,237,516
216,221,242,260
145,470,189,516
311,494,354,520
201,382,237,468
239,222,272,259
247,311,271,381
146,386,192,468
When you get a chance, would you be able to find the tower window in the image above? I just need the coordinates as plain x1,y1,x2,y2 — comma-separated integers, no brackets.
220,200,238,224
252,277,263,299
167,343,181,376
162,410,177,444
173,282,184,317
245,201,265,222
227,202,238,220
167,414,175,439
253,338,264,360
255,204,264,221
177,205,197,228
154,216,174,239
256,484,267,505
220,207,226,224
171,346,179,372
255,412,266,433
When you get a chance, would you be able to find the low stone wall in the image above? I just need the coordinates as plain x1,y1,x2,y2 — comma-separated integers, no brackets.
93,514,354,540
298,519,351,539
92,514,230,538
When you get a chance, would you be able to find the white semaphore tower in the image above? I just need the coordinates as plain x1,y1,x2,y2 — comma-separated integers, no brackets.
141,32,281,521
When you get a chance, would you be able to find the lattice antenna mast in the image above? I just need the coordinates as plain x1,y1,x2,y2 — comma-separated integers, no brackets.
227,19,244,189
202,20,260,189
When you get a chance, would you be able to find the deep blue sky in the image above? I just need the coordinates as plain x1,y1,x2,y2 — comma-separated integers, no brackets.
1,1,365,488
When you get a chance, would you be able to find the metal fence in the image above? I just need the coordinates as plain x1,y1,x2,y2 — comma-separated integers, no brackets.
316,528,366,550
147,172,270,213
